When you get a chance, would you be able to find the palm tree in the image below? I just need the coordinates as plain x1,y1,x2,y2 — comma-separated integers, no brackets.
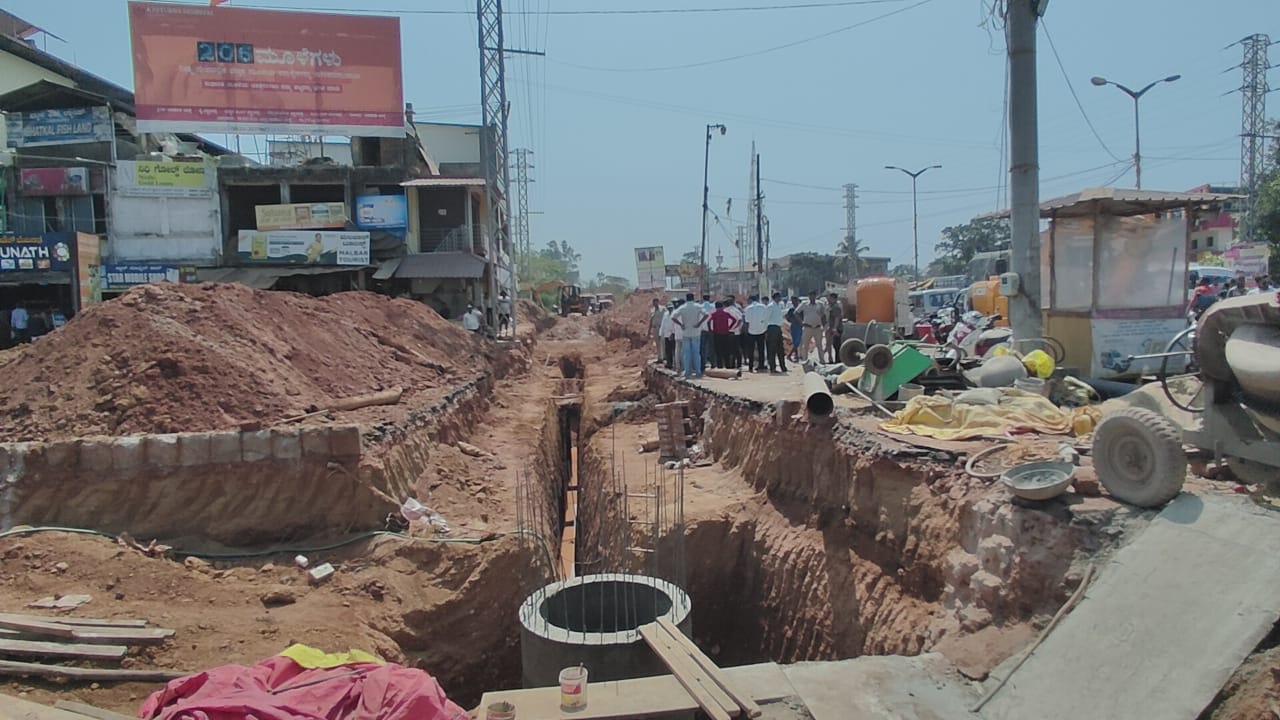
836,237,872,279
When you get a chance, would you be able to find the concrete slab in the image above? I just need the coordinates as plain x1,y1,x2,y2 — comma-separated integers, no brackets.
981,493,1280,720
783,654,980,720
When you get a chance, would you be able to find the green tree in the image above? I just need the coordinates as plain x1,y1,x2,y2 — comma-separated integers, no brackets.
836,237,872,277
932,217,1011,276
890,264,916,278
539,240,581,273
781,252,843,294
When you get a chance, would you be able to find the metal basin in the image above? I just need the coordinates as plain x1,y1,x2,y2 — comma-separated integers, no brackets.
1001,461,1075,501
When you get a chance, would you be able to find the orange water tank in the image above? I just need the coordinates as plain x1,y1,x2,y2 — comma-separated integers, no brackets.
968,278,1010,327
855,277,897,324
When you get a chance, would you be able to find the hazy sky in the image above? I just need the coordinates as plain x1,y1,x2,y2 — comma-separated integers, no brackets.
8,0,1274,281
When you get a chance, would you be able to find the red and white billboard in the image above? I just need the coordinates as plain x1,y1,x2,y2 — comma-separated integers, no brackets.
128,2,404,138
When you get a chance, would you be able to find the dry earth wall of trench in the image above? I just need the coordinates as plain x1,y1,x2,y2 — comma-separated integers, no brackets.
640,365,1120,669
0,345,536,547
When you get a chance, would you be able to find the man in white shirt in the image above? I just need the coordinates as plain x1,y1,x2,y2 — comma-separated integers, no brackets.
743,295,768,372
649,297,666,362
9,305,29,344
796,290,826,361
672,293,708,378
764,292,788,373
659,303,675,368
497,290,513,338
461,304,484,333
725,295,745,370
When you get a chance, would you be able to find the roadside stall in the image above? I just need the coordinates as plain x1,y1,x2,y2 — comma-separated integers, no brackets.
1038,188,1239,380
0,231,102,346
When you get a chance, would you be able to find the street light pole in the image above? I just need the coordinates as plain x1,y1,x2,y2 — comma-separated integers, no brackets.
1090,74,1180,190
700,123,726,294
884,164,941,280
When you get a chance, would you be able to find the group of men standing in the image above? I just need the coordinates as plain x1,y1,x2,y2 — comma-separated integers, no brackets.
648,290,845,379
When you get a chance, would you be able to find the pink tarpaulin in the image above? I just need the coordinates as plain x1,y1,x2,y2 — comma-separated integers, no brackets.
140,656,467,720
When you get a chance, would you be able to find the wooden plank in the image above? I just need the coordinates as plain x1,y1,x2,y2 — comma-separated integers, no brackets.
0,693,95,720
53,702,136,720
0,638,127,661
0,614,77,639
638,624,735,720
0,660,181,683
38,618,148,629
657,617,763,719
478,663,794,720
69,628,174,646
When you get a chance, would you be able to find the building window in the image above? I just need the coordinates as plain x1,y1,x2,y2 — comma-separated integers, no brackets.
1207,237,1215,248
92,194,107,235
1191,238,1199,250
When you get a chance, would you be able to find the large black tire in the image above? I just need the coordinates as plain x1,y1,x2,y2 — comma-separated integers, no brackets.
864,344,895,375
1092,407,1187,508
839,338,866,366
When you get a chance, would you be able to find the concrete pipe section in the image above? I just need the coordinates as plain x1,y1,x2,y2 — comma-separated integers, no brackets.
519,573,692,688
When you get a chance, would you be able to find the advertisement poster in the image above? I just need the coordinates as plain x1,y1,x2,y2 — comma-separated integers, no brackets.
75,232,102,310
1091,317,1187,379
19,168,89,197
354,195,407,229
634,246,666,290
237,230,370,266
5,107,113,148
128,2,404,137
1224,243,1271,276
104,264,182,289
0,233,72,272
255,202,348,231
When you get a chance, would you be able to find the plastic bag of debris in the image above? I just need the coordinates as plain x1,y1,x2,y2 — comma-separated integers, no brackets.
400,498,451,535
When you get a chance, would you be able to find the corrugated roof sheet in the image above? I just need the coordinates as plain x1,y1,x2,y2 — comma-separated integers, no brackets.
982,187,1244,220
394,252,486,279
400,177,486,188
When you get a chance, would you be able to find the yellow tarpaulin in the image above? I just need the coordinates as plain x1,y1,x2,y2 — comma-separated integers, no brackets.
881,388,1091,441
279,644,384,669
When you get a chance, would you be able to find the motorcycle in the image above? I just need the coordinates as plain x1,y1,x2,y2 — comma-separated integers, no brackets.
942,311,1012,363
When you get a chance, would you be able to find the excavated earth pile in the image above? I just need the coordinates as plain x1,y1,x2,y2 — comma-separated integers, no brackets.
0,283,488,441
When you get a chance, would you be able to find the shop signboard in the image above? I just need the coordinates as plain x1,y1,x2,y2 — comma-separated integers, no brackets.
104,264,183,289
19,167,90,197
237,230,370,266
5,107,112,148
116,160,212,198
0,233,72,272
354,195,407,229
255,202,348,231
634,246,666,290
128,2,404,137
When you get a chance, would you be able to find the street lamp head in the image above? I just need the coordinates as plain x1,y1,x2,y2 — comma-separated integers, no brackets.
884,165,899,171
1163,74,1181,83
929,164,943,170
1090,76,1108,86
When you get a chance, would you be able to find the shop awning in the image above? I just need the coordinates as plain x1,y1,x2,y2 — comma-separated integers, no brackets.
196,266,363,290
400,177,486,188
390,252,486,280
0,271,72,286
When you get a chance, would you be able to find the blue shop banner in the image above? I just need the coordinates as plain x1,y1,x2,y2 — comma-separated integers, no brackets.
5,107,113,148
104,264,182,289
0,233,73,272
354,194,408,229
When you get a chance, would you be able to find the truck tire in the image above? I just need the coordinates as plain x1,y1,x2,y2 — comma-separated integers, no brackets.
840,338,866,366
1092,407,1186,508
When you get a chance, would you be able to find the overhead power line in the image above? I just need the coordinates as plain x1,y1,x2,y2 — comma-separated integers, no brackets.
550,0,934,72
1039,19,1123,163
211,0,908,16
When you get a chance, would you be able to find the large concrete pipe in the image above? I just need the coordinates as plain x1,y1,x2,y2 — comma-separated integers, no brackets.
804,372,834,417
519,573,692,688
1225,323,1280,405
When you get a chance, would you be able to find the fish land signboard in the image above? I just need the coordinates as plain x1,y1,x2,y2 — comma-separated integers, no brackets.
5,107,113,148
128,2,404,138
237,230,370,266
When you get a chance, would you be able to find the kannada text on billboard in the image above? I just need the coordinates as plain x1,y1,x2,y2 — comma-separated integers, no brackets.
128,2,404,138
237,230,370,266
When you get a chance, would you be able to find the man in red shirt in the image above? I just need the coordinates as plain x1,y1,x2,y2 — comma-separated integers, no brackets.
708,301,741,369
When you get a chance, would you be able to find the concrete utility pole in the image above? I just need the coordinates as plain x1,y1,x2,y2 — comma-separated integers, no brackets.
1235,33,1274,242
755,153,765,294
1006,0,1044,340
700,123,727,294
844,183,859,280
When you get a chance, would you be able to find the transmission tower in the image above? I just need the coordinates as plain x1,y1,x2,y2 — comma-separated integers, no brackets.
843,183,859,280
1235,33,1274,242
512,148,534,276
477,0,511,314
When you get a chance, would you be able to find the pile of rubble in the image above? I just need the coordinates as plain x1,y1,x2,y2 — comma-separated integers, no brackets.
0,283,488,441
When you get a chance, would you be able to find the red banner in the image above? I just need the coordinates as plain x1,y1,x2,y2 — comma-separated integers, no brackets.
128,2,404,138
19,168,89,197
